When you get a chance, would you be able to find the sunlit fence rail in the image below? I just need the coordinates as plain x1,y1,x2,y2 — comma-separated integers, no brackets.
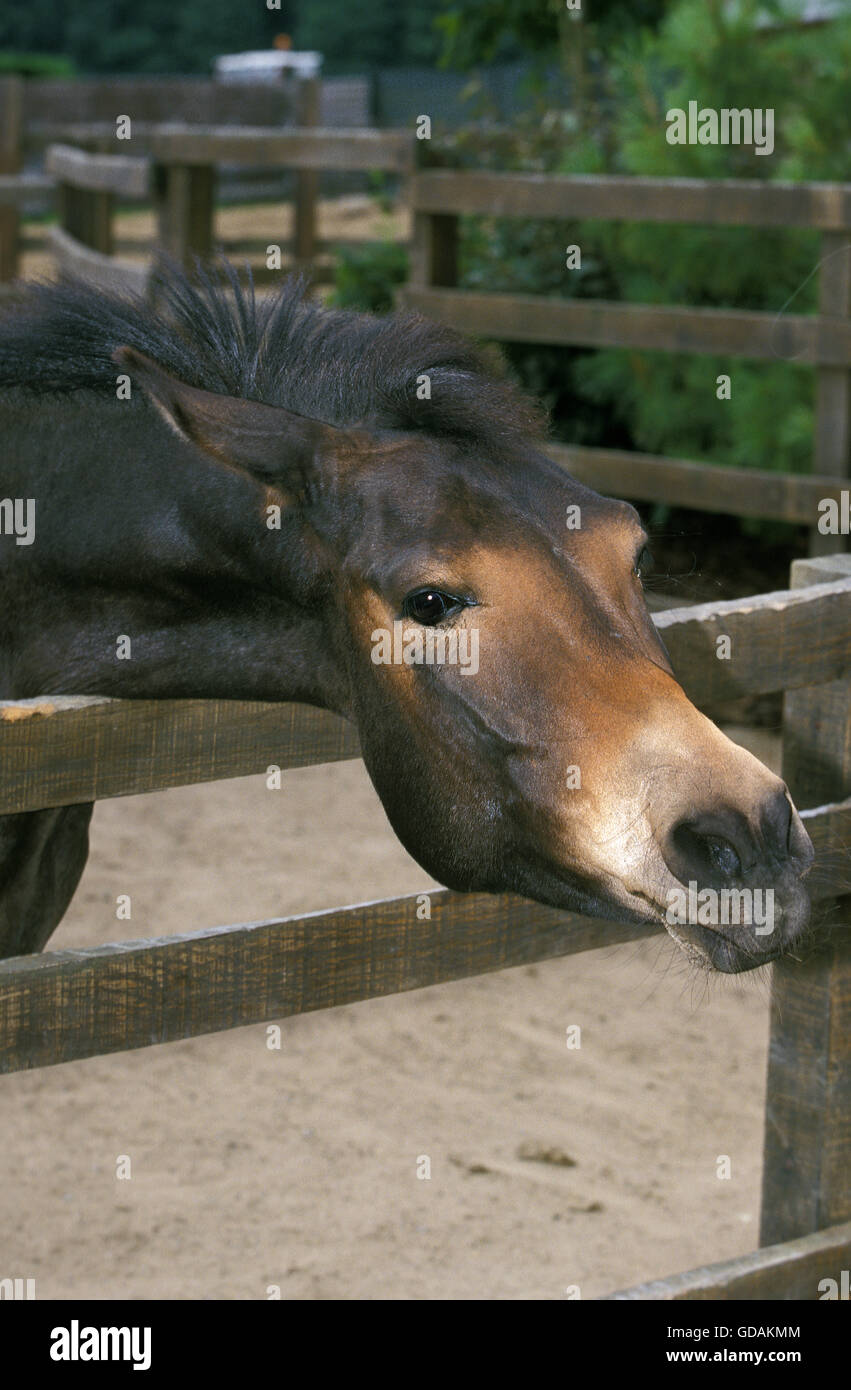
0,555,848,1298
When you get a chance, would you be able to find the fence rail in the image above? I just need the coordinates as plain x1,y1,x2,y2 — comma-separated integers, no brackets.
403,167,851,555
35,127,412,293
2,575,850,815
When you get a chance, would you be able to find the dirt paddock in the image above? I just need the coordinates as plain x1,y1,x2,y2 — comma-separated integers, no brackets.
0,726,783,1300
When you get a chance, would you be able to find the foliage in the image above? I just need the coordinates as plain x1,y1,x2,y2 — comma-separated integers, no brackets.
0,52,75,77
327,239,408,313
434,0,851,515
294,2,442,73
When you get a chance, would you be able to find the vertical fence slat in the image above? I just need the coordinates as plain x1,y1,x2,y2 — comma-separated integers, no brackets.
293,75,319,272
408,143,457,290
760,553,851,1246
0,76,23,282
811,233,851,557
57,183,113,255
154,162,216,267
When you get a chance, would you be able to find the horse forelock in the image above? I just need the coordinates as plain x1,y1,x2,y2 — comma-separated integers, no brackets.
0,258,548,452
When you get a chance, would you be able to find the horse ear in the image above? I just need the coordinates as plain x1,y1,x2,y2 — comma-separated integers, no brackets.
114,346,341,491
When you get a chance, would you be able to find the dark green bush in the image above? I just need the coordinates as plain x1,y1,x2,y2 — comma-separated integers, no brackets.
0,51,75,76
328,239,409,314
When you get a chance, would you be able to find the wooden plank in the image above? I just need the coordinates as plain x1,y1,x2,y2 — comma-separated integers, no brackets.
1,578,850,816
0,173,55,207
45,143,150,198
410,170,851,230
0,697,360,815
409,212,458,290
0,798,845,1074
548,442,846,525
811,232,851,557
604,1219,851,1300
47,225,148,297
0,77,22,282
653,576,851,705
294,77,319,270
57,182,113,256
153,162,216,266
760,555,851,1248
801,797,851,899
401,286,851,366
144,126,413,173
0,889,660,1074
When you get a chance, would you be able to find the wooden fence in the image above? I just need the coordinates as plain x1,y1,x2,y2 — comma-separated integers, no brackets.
0,71,392,290
402,167,851,556
36,126,411,292
0,554,849,1299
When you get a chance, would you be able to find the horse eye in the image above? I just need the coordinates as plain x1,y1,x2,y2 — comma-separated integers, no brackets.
634,545,654,581
401,588,467,626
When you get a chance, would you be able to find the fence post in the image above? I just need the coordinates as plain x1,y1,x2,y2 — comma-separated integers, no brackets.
759,552,851,1247
810,234,851,558
154,162,216,268
0,76,23,282
293,75,319,273
408,145,457,291
57,184,113,255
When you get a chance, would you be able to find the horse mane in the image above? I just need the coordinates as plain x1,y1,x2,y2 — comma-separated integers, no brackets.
0,259,547,444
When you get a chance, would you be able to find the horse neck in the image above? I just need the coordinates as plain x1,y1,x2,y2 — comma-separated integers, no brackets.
1,391,345,709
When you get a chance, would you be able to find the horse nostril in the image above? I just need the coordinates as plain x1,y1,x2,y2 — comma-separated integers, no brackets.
667,819,745,887
704,835,742,880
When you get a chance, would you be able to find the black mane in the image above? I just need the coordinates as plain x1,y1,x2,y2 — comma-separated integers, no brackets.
0,260,546,443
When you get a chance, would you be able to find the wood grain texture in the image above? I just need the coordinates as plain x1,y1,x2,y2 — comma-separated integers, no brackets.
0,697,360,814
548,442,845,526
653,576,851,705
401,286,851,367
0,787,844,1071
811,232,851,557
0,891,660,1073
761,556,851,1247
604,1219,851,1300
45,143,149,198
410,170,851,230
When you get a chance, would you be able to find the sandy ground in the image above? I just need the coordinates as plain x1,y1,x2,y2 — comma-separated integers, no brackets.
0,726,783,1301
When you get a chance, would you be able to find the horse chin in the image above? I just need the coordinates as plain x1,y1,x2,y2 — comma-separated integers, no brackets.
661,919,779,974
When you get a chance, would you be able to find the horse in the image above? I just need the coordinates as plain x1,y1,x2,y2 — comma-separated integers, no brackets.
0,262,813,970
